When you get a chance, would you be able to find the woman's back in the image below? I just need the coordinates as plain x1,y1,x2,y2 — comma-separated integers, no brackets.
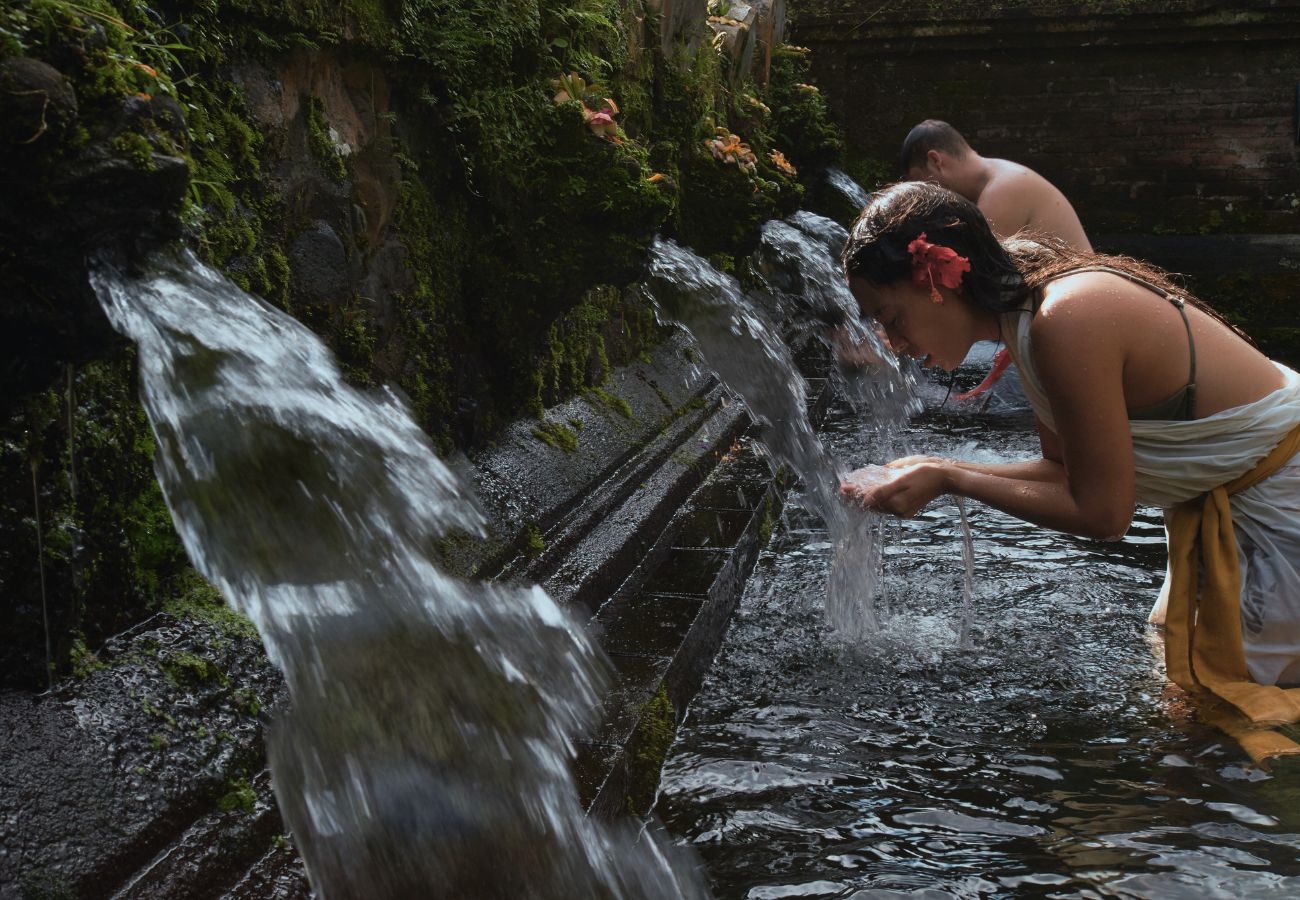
1034,269,1283,422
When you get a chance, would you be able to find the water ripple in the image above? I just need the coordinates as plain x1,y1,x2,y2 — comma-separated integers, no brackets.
659,397,1300,900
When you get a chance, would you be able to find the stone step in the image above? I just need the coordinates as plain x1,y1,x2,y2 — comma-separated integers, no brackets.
2,331,839,899
574,362,834,818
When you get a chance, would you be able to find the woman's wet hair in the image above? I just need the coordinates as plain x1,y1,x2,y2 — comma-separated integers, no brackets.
841,181,1238,331
841,181,1028,313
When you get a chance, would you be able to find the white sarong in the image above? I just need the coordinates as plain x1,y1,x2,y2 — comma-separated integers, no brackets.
1000,307,1300,686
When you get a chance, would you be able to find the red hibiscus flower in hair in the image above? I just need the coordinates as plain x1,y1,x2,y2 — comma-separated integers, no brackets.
907,232,970,303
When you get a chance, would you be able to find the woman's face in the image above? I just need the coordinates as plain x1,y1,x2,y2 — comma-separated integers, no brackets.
848,275,984,372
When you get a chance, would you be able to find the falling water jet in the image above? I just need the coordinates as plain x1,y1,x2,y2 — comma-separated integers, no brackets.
955,498,975,649
90,247,708,900
822,168,873,211
643,236,888,638
756,211,986,648
752,213,919,445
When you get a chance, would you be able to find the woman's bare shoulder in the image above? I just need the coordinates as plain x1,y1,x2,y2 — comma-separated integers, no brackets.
1035,270,1146,326
1029,272,1142,377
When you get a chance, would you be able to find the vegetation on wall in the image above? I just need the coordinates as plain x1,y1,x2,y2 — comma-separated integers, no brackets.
0,0,849,685
0,357,190,689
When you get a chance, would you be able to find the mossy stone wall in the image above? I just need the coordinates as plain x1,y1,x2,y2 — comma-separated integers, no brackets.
0,0,844,686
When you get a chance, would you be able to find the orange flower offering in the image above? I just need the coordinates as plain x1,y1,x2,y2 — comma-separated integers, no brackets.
705,127,757,174
768,149,796,177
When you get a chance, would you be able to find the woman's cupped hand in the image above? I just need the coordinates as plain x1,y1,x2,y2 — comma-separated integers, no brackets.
839,457,953,518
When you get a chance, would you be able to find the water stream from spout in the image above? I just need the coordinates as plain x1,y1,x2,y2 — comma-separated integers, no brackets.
955,497,975,649
645,208,982,645
90,248,707,900
644,228,909,639
822,167,873,210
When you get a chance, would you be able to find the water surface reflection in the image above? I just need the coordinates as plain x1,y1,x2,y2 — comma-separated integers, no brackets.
659,389,1300,899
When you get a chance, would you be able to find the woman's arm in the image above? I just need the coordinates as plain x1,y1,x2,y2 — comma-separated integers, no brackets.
845,459,1128,540
846,281,1138,540
883,418,1065,483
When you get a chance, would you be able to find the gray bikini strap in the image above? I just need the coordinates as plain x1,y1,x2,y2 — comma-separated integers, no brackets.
1066,265,1197,411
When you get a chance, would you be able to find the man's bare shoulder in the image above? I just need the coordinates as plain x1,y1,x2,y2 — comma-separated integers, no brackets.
982,157,1091,249
984,158,1050,193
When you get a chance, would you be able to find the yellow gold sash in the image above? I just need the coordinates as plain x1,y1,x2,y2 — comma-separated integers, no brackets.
1164,422,1300,765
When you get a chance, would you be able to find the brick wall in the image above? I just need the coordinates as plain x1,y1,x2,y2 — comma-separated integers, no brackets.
794,0,1300,234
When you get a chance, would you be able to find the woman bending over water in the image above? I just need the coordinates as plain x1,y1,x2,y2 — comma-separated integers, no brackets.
838,181,1300,761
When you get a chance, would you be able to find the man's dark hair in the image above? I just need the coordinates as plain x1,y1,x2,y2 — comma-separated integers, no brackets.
899,120,972,174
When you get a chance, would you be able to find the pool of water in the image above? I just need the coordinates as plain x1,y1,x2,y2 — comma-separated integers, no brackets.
658,381,1300,899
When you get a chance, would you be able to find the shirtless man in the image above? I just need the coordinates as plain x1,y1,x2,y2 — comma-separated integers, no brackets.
899,120,1091,401
901,120,1091,251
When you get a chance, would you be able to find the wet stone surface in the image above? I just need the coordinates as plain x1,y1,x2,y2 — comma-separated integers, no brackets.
658,388,1300,899
596,654,675,747
577,427,784,820
0,614,279,899
689,477,768,512
598,593,709,658
641,548,732,597
671,509,757,550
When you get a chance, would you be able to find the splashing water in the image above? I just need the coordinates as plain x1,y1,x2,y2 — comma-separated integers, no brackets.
756,212,919,446
645,236,896,638
822,167,873,211
90,248,708,900
757,212,986,649
955,497,975,648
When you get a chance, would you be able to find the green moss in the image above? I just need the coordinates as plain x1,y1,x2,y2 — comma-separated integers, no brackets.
335,301,379,387
519,521,545,557
305,95,348,181
1,357,197,687
0,0,189,229
140,696,178,729
161,650,229,688
757,492,776,546
625,685,676,815
645,384,670,412
232,686,262,716
69,634,106,678
542,290,616,407
387,166,459,446
1,0,845,683
182,77,291,308
586,386,633,418
112,131,156,170
532,420,580,452
17,869,74,900
162,573,258,641
676,148,785,261
217,778,257,813
765,48,843,171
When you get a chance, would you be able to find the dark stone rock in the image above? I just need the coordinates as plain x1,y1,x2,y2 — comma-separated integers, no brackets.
0,614,280,898
289,221,350,306
0,52,190,413
0,56,78,146
84,22,109,51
